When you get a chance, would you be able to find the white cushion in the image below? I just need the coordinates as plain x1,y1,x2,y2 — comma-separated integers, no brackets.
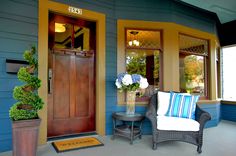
156,116,200,131
157,91,171,116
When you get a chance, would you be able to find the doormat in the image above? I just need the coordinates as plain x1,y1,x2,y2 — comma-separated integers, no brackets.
52,137,104,153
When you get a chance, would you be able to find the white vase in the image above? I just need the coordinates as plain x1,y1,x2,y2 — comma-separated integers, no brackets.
126,91,136,115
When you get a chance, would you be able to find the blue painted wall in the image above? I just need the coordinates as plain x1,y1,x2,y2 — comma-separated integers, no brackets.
0,0,38,152
0,0,220,152
221,103,236,122
198,103,221,128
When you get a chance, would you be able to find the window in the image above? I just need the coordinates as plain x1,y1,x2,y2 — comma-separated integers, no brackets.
54,23,90,50
125,29,162,99
48,13,96,51
222,46,236,100
179,34,209,98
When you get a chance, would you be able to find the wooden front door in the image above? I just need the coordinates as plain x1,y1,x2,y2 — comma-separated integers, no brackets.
47,13,96,137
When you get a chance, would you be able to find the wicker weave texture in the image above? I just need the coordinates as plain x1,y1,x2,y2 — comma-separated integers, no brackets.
145,93,211,153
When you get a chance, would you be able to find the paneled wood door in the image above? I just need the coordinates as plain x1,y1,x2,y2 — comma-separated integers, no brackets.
47,51,95,137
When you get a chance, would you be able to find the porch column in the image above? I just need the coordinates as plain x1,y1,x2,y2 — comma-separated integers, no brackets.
163,27,179,91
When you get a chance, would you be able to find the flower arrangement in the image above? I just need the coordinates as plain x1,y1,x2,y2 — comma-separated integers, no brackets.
115,73,149,92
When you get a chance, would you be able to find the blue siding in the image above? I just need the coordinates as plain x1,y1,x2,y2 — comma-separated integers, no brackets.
198,103,221,128
221,104,236,122
0,0,219,152
0,0,38,152
171,1,217,34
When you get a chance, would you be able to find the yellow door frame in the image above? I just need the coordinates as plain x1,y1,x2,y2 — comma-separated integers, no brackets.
38,0,106,144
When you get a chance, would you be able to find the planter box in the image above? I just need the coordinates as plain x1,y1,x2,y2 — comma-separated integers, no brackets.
12,119,41,156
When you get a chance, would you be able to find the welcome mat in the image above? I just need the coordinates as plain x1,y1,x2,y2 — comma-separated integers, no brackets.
52,137,104,153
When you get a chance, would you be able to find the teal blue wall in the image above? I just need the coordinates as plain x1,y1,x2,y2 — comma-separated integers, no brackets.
199,104,221,128
0,0,219,152
221,103,236,122
0,0,38,152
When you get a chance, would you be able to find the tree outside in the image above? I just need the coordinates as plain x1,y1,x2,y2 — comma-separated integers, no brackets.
183,55,204,94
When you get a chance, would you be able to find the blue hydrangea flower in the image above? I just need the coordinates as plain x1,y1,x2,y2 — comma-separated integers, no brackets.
117,72,126,83
131,74,141,83
115,73,149,91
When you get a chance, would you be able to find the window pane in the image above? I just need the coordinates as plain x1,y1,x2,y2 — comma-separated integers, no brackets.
125,29,162,99
179,34,208,56
179,55,205,96
179,34,208,97
126,29,161,49
74,26,90,51
126,49,160,96
54,23,73,49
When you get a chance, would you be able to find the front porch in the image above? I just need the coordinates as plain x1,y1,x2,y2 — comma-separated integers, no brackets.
1,0,236,154
1,120,235,156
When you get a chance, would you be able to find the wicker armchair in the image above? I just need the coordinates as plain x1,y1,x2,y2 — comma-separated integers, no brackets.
146,93,211,153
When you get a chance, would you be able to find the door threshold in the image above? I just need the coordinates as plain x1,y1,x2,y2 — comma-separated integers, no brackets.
47,132,97,142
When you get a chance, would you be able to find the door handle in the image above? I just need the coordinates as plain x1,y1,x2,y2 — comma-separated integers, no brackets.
48,68,52,94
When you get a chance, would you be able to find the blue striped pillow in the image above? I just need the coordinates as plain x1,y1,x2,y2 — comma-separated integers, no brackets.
166,92,199,119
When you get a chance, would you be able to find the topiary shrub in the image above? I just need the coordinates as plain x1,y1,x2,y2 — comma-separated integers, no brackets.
9,46,44,121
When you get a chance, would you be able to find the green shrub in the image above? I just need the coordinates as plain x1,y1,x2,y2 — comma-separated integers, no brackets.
9,103,38,120
17,68,41,89
9,46,44,121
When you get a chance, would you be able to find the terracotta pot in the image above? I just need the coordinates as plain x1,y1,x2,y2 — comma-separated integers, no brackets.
12,119,41,156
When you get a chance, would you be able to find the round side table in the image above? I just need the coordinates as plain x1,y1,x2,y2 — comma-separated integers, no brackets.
112,112,145,144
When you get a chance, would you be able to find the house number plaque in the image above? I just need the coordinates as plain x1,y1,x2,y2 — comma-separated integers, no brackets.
68,6,82,15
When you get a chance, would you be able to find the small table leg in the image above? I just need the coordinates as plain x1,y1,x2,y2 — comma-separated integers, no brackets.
139,135,142,139
112,117,116,140
130,121,134,144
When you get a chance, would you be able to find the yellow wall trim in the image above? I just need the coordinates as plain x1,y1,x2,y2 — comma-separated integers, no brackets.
117,20,219,105
38,0,106,145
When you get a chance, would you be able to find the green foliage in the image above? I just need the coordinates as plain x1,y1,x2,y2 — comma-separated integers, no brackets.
126,55,146,77
126,50,160,83
18,68,41,89
118,83,140,92
184,55,203,82
13,87,43,110
23,46,38,68
9,46,44,121
153,53,160,80
9,103,38,120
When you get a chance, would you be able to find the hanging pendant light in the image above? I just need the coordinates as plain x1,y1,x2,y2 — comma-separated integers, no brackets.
129,31,140,47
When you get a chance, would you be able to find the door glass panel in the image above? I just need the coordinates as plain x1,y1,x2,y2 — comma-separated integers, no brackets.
74,26,90,51
54,23,73,49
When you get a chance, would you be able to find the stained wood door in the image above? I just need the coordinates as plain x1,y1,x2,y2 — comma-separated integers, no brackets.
47,51,95,137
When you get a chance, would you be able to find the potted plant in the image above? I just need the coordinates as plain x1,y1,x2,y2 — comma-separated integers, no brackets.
115,73,149,114
9,46,44,156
